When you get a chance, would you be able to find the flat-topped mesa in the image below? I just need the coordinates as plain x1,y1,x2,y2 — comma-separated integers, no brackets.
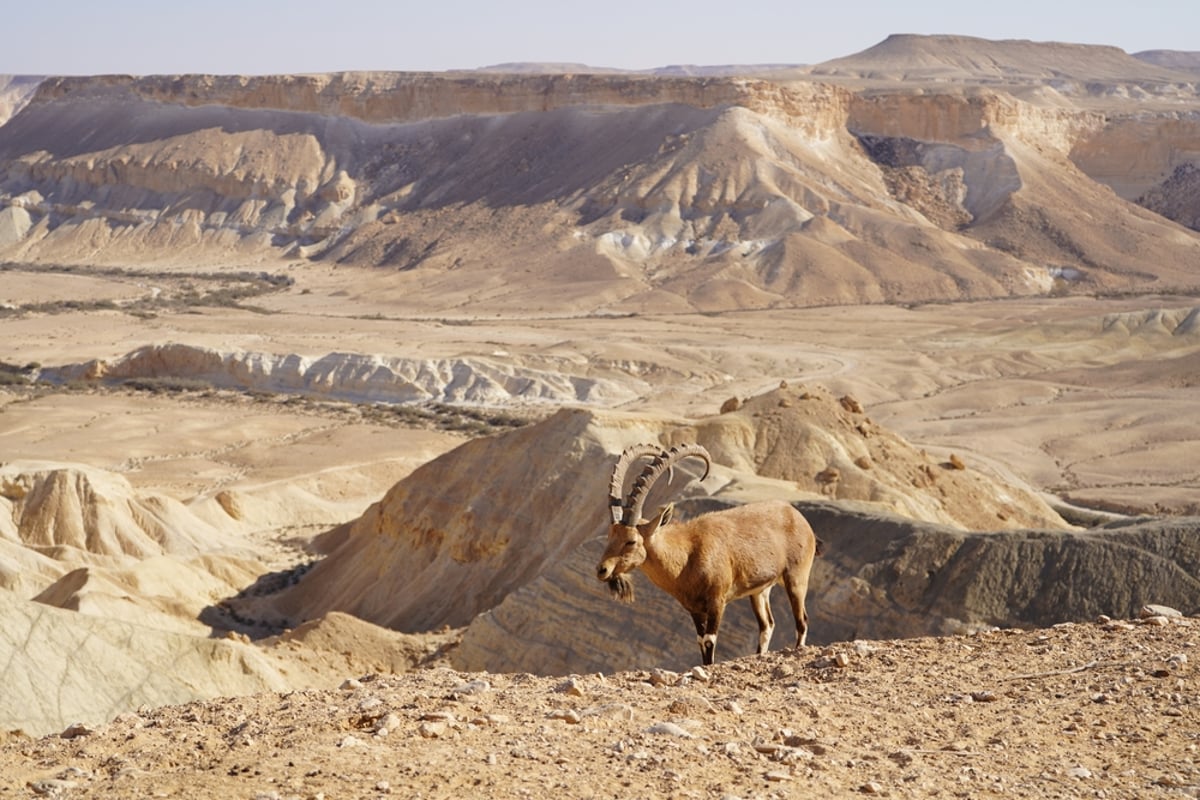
32,72,765,123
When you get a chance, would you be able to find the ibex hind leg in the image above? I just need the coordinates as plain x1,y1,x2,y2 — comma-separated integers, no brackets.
749,586,775,655
783,567,811,648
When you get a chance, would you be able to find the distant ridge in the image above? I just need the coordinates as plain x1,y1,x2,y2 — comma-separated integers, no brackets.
813,33,1195,82
475,62,806,77
1135,49,1200,74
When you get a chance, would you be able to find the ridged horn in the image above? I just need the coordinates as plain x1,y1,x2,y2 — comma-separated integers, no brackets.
625,443,712,526
609,444,666,524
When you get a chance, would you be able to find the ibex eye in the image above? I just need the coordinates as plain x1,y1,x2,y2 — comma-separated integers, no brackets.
624,540,637,550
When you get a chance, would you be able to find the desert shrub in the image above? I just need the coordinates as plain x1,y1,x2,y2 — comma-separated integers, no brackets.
121,376,217,394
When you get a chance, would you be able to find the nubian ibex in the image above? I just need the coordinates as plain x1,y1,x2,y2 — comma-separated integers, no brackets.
597,443,822,665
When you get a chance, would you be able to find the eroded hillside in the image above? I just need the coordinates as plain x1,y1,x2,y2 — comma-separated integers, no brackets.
2,37,1199,313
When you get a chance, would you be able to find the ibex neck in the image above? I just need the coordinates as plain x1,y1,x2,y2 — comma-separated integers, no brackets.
639,526,691,594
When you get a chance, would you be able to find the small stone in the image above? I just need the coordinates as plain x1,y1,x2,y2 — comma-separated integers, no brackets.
451,679,491,696
970,691,1000,703
1068,766,1093,779
1141,615,1170,627
60,722,96,739
725,700,744,715
834,652,851,668
418,721,448,739
1141,604,1183,619
420,711,457,724
557,677,586,697
374,713,402,736
1168,654,1189,668
112,712,146,728
649,668,680,686
948,454,966,470
339,678,363,692
549,709,582,724
691,665,710,682
765,770,792,783
375,781,391,793
645,721,694,738
584,703,634,721
28,780,79,795
860,781,884,794
338,735,362,748
474,713,510,726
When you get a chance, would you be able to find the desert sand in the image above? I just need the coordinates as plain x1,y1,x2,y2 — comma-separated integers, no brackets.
1,33,1199,797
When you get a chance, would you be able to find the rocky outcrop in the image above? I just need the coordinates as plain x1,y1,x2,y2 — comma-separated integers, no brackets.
0,76,40,126
455,499,1200,674
0,461,243,562
253,388,1074,671
44,343,643,406
0,591,295,735
677,387,1065,531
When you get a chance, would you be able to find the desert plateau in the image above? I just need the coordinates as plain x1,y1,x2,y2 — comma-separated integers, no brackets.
1,33,1199,798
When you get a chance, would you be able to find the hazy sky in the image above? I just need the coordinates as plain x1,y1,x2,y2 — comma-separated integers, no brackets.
4,0,1196,75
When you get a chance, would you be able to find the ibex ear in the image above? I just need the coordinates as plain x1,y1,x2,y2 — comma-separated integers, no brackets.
642,503,674,537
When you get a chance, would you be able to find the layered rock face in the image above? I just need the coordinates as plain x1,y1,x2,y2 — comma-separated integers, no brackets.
245,386,1171,676
2,40,1199,311
45,343,642,406
229,386,1200,676
457,500,1200,674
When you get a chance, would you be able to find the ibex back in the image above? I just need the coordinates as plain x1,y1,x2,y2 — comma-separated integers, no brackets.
597,443,822,665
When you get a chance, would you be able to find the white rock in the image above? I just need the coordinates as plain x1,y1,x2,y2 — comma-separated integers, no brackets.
452,679,491,695
645,721,695,738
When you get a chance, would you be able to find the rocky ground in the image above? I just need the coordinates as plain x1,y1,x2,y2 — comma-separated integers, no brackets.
2,611,1195,799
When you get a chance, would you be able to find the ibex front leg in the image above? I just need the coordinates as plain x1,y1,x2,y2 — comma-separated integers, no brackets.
690,604,725,666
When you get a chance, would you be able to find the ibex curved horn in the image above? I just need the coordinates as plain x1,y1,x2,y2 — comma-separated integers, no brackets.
625,443,712,526
609,444,667,524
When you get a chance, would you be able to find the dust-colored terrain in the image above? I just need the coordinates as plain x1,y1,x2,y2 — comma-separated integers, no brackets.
2,33,1200,798
2,617,1196,799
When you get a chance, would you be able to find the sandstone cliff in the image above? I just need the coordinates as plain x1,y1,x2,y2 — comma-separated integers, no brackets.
2,40,1199,311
